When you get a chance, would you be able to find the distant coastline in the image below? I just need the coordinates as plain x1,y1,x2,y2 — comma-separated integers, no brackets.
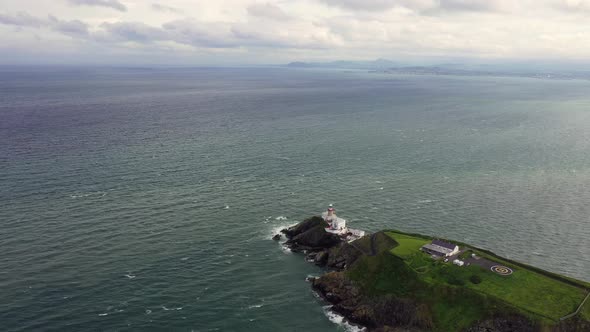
285,59,590,81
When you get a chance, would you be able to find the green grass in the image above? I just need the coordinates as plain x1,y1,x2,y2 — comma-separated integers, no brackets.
386,231,430,259
467,261,584,320
382,230,589,322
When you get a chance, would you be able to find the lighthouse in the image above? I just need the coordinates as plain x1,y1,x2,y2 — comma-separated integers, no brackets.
323,204,337,222
322,204,346,233
327,204,335,217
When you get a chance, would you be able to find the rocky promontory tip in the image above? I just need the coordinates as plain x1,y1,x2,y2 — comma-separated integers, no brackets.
282,216,341,253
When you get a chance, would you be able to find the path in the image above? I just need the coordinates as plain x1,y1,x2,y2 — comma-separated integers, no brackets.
560,291,590,321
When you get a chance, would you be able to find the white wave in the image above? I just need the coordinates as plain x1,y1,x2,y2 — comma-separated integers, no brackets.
224,205,230,209
162,305,183,311
98,313,108,316
323,306,366,332
124,274,136,279
145,309,152,315
275,216,288,220
417,199,434,204
306,275,319,282
181,257,189,261
247,304,263,309
268,221,296,242
281,244,292,254
69,191,107,199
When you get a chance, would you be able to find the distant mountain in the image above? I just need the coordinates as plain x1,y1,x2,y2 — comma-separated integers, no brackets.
286,58,400,69
286,59,590,80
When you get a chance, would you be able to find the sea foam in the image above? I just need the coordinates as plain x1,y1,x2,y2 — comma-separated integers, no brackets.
323,306,366,332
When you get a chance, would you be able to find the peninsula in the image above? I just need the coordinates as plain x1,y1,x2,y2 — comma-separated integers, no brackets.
276,207,590,332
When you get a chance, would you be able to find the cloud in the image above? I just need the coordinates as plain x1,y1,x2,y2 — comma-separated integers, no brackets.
0,12,89,37
151,3,182,14
49,16,89,37
66,0,127,12
99,21,168,43
317,0,435,12
438,0,513,12
84,15,327,49
3,1,590,64
247,3,292,20
555,0,590,12
317,0,512,13
0,11,46,27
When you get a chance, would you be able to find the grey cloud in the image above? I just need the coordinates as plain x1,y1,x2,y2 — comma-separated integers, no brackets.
0,11,335,51
438,0,510,12
51,17,89,36
100,22,168,42
317,0,509,13
152,3,182,13
0,11,47,27
67,0,127,12
247,3,292,20
0,12,89,37
318,0,443,11
162,20,242,48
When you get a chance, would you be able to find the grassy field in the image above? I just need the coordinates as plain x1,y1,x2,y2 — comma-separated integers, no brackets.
386,231,430,258
384,231,588,321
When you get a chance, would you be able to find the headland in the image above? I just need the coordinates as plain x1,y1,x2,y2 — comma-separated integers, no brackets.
274,207,590,332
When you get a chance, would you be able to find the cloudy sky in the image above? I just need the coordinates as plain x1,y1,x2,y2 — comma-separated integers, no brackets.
1,0,590,65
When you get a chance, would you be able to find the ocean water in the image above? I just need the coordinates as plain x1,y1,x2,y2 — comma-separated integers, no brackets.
1,67,589,331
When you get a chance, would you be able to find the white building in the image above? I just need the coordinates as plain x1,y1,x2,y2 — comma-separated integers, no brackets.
322,204,347,235
453,259,465,267
421,239,460,257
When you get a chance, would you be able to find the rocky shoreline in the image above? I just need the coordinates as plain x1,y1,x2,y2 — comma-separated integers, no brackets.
275,216,590,332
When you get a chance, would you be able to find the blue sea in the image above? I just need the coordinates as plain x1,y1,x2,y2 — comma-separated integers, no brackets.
1,67,589,331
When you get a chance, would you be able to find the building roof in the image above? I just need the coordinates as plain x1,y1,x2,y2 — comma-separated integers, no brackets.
421,243,453,256
432,239,457,250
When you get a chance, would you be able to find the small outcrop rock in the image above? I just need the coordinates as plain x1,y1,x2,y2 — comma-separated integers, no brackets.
283,216,341,252
272,233,282,241
314,250,329,266
282,216,327,238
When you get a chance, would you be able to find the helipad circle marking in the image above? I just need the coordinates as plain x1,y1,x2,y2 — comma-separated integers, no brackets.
491,265,513,276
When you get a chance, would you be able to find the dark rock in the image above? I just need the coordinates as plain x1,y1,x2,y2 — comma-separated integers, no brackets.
314,250,329,266
552,317,590,332
312,272,431,331
285,222,341,252
312,272,362,307
283,216,327,239
465,315,537,332
272,234,281,241
326,242,364,270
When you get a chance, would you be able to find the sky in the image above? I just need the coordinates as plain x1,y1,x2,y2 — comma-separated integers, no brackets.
1,0,590,65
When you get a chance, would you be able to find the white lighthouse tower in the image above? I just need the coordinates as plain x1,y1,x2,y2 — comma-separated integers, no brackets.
322,204,347,234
